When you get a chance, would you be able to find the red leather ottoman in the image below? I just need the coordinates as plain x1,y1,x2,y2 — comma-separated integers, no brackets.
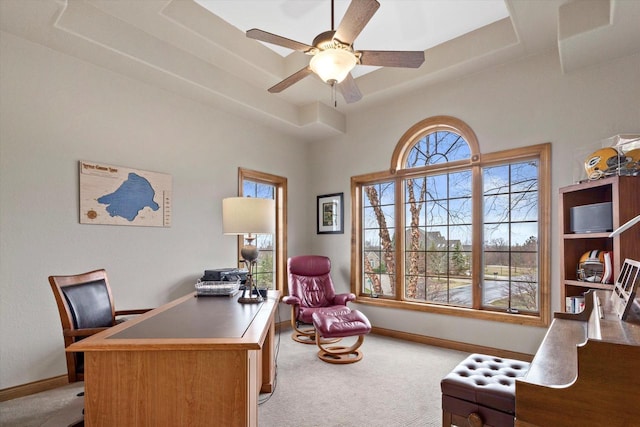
311,309,371,364
441,353,530,427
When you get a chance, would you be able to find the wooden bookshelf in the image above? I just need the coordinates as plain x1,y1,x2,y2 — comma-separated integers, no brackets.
559,176,640,312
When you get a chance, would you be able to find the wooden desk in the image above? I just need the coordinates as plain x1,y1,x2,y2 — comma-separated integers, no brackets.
69,290,281,427
516,290,640,426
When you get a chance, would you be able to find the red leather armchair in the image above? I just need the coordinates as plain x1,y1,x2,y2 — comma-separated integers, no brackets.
284,255,355,344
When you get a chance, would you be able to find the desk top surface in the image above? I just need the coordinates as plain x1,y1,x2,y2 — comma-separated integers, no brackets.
69,290,280,351
111,293,262,339
522,290,640,386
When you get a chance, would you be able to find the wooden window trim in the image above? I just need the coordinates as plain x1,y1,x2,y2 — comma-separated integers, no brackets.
390,115,481,174
238,168,287,293
352,116,551,327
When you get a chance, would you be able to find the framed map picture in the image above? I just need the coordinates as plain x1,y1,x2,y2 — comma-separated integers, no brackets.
317,193,343,234
79,161,172,227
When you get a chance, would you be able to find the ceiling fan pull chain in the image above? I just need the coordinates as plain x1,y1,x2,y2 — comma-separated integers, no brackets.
331,81,337,108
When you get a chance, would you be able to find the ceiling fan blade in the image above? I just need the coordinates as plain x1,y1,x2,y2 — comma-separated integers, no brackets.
268,67,313,93
359,50,425,68
338,73,362,104
334,0,380,46
247,29,313,53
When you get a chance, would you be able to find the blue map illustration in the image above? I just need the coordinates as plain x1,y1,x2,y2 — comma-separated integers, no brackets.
97,173,159,221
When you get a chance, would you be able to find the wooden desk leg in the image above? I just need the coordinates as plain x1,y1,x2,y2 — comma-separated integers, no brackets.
261,320,276,393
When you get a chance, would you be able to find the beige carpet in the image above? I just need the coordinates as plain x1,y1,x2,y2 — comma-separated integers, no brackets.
258,332,467,427
0,382,84,427
0,332,467,426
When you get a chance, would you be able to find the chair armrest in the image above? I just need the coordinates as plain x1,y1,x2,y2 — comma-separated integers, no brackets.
63,327,109,337
115,308,152,316
282,295,301,306
334,293,356,305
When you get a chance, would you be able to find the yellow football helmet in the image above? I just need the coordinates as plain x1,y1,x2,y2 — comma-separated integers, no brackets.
584,147,623,180
576,250,605,282
619,148,640,176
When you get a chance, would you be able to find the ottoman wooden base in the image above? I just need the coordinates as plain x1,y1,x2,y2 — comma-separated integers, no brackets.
316,334,366,364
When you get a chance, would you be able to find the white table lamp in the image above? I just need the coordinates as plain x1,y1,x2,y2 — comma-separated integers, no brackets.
222,197,275,303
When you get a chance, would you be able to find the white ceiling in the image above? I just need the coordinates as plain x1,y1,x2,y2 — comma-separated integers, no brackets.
1,0,639,141
195,0,510,77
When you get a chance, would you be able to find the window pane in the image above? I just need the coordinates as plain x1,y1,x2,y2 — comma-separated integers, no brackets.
426,226,448,250
482,162,540,313
484,194,510,222
425,276,448,302
450,250,471,277
510,192,538,221
362,181,396,297
426,250,447,275
405,131,471,168
449,171,472,198
483,165,510,195
511,223,538,248
254,248,273,288
448,277,473,307
425,200,448,225
243,181,274,199
450,225,472,243
484,223,509,246
406,203,428,227
449,198,472,224
511,161,538,192
242,179,276,289
364,229,381,250
405,250,426,275
426,174,447,199
364,206,380,229
483,278,511,309
405,226,425,250
406,176,426,200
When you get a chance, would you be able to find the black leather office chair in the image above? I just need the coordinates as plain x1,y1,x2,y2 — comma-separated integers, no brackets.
49,269,151,383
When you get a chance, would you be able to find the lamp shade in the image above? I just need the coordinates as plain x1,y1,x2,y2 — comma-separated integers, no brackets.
309,48,357,83
222,197,275,235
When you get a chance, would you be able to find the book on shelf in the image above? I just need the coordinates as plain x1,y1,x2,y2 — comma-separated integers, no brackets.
565,295,586,313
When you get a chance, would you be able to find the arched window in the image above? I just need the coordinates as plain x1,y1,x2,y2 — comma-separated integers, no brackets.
351,116,550,326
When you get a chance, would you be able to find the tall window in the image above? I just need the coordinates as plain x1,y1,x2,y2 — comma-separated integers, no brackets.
351,116,550,326
239,168,287,292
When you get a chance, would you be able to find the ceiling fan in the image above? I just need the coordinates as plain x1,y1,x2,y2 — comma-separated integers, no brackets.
247,0,425,104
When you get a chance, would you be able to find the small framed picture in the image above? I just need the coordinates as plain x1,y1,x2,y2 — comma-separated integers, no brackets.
317,193,344,234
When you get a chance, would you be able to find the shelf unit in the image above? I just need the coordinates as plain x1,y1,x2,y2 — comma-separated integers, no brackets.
559,176,640,311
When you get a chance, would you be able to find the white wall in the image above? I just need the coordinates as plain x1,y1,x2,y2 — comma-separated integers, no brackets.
0,32,310,389
310,50,640,354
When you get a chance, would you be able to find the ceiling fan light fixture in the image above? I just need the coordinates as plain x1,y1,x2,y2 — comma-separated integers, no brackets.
309,48,357,84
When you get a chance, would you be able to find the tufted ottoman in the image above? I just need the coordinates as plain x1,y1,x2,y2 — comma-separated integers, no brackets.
311,310,371,364
441,354,530,427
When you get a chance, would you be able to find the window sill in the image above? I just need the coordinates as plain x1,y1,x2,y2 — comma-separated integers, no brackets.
355,295,550,327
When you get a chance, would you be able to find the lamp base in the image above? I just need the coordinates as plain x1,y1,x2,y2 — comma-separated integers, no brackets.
237,295,264,304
